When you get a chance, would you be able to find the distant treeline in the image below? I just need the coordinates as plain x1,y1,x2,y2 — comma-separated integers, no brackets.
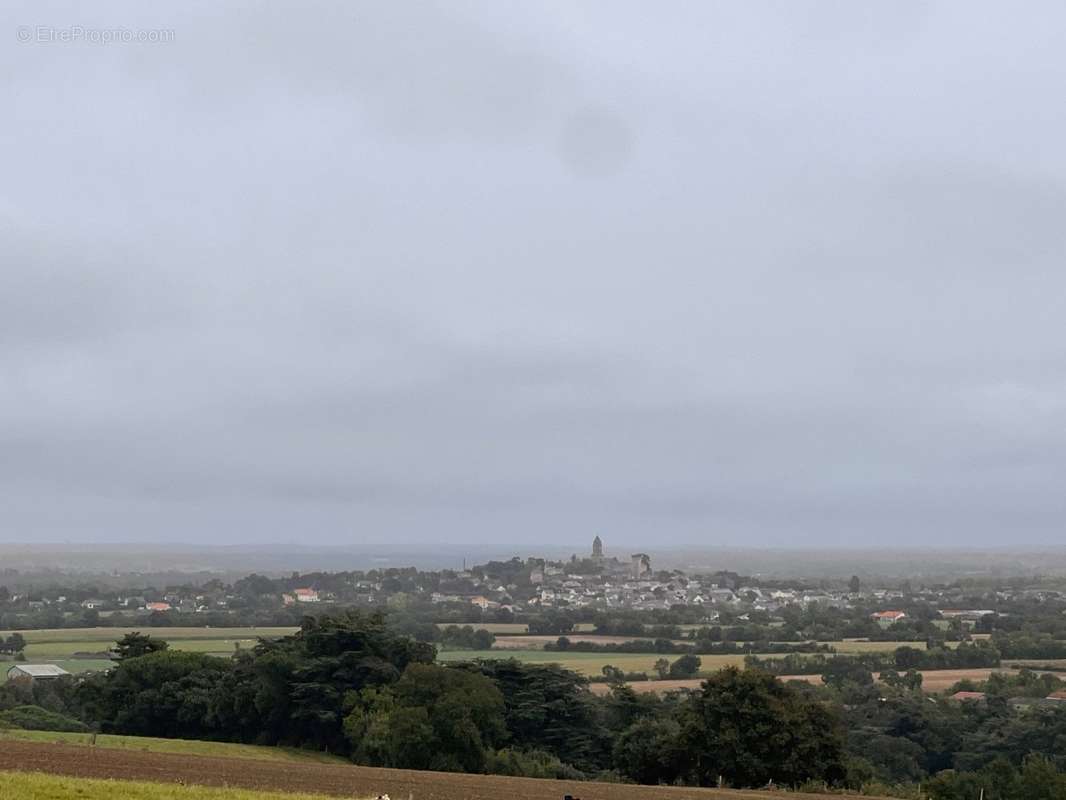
745,641,1001,676
992,631,1066,660
545,636,832,656
0,607,307,631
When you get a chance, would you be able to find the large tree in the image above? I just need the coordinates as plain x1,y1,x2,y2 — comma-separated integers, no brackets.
78,650,232,738
111,632,169,660
248,609,435,752
669,654,702,678
457,659,608,773
677,667,846,788
346,663,506,773
614,716,686,785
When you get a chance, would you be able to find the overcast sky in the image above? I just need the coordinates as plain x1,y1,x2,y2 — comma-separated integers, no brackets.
3,2,1066,549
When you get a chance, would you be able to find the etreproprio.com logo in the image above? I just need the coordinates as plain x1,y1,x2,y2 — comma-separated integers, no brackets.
17,25,175,44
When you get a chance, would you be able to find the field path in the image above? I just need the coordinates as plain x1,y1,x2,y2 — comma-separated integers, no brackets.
0,739,889,800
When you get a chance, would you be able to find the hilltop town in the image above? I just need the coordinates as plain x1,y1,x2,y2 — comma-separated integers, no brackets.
2,538,1060,639
6,541,1066,800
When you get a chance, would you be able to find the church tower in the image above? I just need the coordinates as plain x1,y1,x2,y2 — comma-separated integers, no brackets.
592,535,603,559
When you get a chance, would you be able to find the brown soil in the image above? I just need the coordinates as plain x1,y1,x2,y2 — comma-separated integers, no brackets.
0,739,883,800
588,668,1018,696
900,668,1014,692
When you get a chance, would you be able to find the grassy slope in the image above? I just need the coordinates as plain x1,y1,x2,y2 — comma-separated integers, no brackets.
0,772,343,800
0,730,344,764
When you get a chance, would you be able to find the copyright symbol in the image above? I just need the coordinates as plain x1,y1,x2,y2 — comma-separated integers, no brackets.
16,26,32,43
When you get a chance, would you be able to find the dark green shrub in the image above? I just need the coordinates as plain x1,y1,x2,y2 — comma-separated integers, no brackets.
0,704,89,732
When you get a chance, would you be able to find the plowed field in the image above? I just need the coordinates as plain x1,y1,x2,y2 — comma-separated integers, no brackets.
587,668,1017,695
0,739,885,800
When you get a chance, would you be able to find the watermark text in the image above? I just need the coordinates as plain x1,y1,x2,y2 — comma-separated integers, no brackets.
17,25,175,45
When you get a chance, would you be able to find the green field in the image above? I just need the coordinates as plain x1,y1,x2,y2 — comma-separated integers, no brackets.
458,622,528,634
0,627,299,683
0,729,342,764
437,649,753,675
0,626,298,644
437,640,929,676
19,638,264,660
0,772,338,800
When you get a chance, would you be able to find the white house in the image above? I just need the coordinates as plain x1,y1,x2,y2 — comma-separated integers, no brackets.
294,588,320,603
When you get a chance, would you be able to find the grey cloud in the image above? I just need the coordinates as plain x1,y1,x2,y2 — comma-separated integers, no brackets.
3,1,1066,548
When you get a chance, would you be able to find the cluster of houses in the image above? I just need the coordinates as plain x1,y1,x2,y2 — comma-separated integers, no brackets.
6,592,214,615
427,543,739,613
530,571,739,612
950,689,1066,709
421,540,1060,622
5,540,1063,624
421,540,927,615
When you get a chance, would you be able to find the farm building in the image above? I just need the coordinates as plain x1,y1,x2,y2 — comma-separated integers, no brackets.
6,664,71,683
871,610,907,627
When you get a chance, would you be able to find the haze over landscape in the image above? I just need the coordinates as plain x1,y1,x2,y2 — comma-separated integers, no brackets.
5,2,1066,549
